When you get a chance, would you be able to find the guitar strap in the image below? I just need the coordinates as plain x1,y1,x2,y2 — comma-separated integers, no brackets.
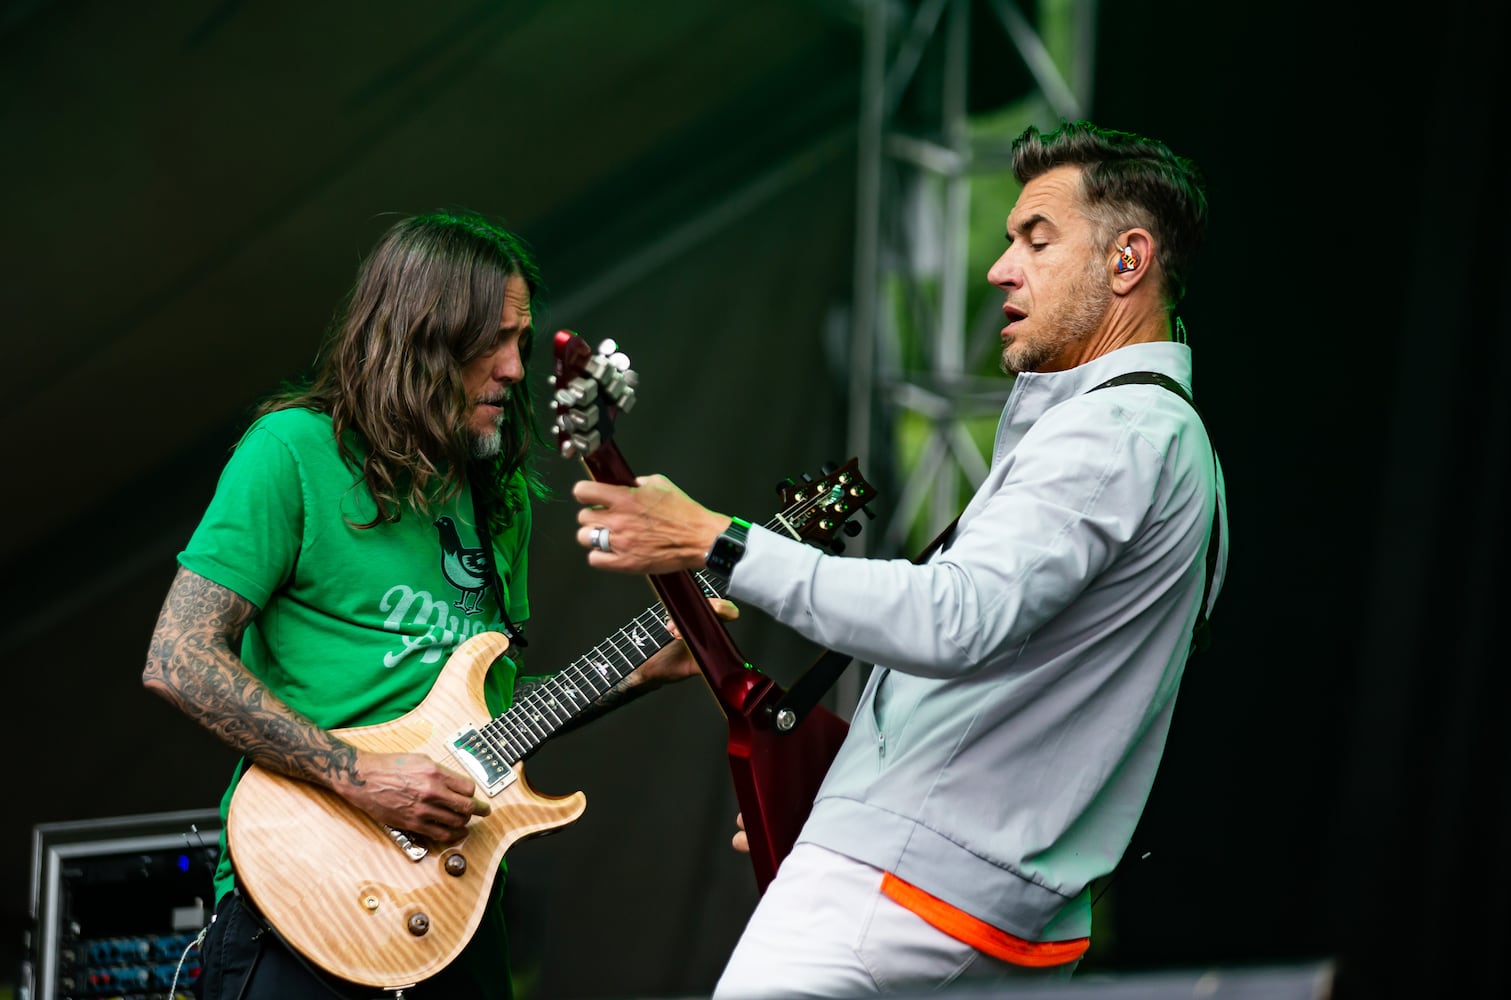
469,476,529,649
773,369,1222,727
1088,370,1222,654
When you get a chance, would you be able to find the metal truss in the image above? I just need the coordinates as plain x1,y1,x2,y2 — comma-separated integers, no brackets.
832,0,1095,711
846,0,1096,553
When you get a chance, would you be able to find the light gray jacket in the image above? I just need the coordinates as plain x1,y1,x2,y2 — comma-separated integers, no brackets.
728,341,1227,941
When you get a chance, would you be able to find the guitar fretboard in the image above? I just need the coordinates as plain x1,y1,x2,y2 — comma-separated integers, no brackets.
463,476,844,768
477,569,728,764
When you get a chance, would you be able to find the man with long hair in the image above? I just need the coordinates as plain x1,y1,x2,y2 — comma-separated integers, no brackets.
144,211,708,998
570,120,1227,995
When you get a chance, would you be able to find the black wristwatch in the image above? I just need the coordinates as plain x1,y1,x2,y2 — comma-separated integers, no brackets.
704,517,751,577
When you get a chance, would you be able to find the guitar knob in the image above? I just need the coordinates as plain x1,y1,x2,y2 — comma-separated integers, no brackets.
407,913,431,937
444,852,468,877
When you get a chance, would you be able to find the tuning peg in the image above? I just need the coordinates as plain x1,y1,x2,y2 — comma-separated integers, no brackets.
843,521,862,537
862,507,877,520
821,461,838,476
800,472,814,483
554,376,599,407
596,338,619,356
828,540,845,555
775,476,797,495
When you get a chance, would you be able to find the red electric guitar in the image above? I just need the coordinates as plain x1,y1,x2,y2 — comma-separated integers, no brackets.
552,330,867,892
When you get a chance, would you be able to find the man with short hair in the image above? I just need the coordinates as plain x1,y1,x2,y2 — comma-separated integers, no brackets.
570,120,1227,996
145,211,711,999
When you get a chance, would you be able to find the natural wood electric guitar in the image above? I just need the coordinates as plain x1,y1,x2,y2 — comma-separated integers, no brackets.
552,331,866,894
226,455,872,989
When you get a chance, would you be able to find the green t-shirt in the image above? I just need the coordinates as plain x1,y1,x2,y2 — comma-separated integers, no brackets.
179,406,531,904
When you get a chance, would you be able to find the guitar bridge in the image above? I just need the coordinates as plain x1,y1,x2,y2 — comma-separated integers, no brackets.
449,727,518,796
384,826,429,862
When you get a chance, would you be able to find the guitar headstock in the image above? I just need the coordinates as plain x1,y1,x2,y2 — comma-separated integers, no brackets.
774,458,877,555
550,330,638,459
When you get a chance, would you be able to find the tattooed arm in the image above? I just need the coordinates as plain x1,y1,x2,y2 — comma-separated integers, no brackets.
143,566,487,841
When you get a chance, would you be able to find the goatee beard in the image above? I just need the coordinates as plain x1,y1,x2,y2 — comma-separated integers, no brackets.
470,426,502,459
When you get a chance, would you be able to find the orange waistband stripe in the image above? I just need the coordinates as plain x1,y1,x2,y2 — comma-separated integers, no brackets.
880,872,1089,968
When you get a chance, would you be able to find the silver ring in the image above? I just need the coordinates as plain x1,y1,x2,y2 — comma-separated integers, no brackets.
591,526,613,553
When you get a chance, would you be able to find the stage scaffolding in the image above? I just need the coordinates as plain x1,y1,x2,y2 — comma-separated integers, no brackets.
548,1,1098,715
836,0,1095,710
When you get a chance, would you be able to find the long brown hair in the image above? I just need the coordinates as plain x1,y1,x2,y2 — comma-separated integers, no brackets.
262,211,547,529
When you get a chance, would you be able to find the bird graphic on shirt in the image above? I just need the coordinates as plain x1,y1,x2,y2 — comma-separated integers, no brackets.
433,516,491,616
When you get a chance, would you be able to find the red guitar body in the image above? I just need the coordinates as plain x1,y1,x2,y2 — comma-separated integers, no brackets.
714,664,852,891
552,330,861,891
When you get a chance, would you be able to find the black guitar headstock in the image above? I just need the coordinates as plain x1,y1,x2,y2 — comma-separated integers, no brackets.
773,459,877,555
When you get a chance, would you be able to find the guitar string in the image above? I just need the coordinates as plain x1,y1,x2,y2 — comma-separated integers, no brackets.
488,464,873,762
493,490,829,750
489,608,674,763
475,484,859,763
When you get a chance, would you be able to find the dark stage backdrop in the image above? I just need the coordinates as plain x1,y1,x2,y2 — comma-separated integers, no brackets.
1087,3,1509,998
4,2,1506,998
1,149,862,1000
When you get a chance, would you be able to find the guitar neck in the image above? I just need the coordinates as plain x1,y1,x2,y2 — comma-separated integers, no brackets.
546,330,868,896
478,457,813,764
474,609,662,766
484,575,736,764
582,441,767,708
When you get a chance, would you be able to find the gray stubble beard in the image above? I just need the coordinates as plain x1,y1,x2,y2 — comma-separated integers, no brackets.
999,256,1113,375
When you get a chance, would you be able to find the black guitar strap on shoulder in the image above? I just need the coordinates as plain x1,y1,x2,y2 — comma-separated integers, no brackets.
469,476,528,649
772,512,961,732
1087,370,1222,655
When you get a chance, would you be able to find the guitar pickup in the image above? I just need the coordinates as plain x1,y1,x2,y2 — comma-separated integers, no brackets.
449,727,518,796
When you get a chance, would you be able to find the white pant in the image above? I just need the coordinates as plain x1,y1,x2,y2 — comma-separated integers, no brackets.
713,844,1075,999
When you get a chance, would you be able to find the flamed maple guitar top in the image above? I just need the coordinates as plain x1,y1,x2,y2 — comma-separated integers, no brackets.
228,631,585,988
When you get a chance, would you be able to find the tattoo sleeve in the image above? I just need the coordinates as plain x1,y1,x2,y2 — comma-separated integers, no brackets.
143,566,362,790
